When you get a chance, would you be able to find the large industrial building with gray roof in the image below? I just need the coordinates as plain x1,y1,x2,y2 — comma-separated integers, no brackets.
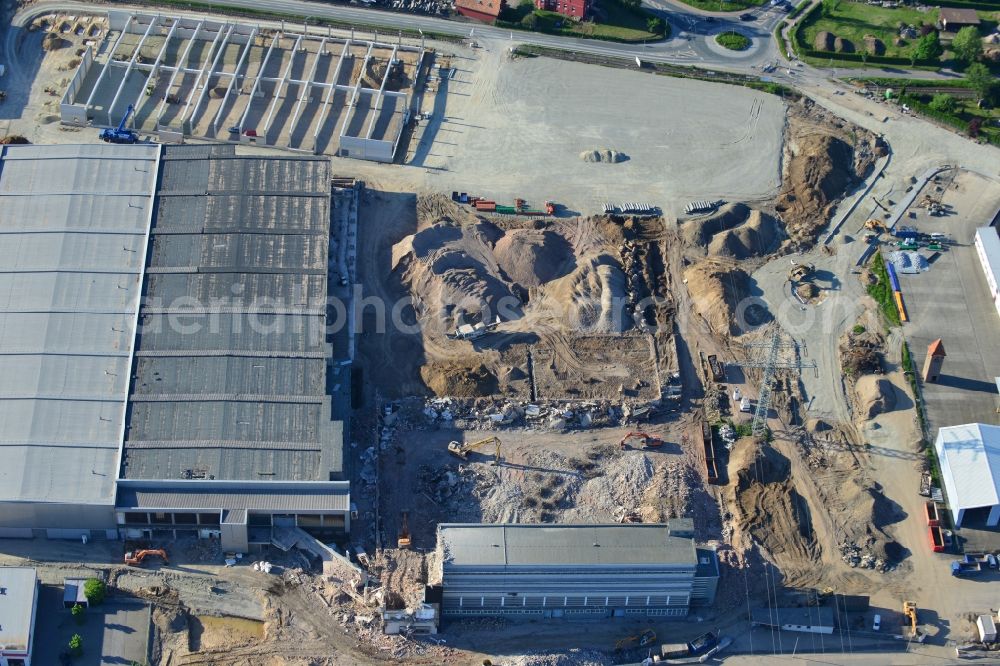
435,522,718,618
0,143,351,552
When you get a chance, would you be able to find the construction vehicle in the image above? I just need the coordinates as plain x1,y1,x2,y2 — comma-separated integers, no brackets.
865,218,888,233
447,436,502,465
902,601,926,642
397,511,412,549
615,629,656,651
99,104,138,144
618,431,664,450
124,548,168,566
788,262,815,282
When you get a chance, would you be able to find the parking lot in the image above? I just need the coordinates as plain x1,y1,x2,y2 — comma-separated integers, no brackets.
898,170,1000,433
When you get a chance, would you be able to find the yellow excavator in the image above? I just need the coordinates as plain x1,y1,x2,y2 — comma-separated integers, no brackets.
902,601,925,642
615,629,656,651
398,511,412,549
865,218,888,234
447,436,502,465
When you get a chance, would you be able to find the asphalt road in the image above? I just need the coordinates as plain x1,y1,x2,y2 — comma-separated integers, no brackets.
11,0,784,73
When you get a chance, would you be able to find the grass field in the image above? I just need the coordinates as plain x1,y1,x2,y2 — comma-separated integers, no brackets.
867,251,902,327
800,2,940,59
717,30,752,49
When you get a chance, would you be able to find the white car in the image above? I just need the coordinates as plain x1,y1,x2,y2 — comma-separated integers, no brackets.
873,614,881,631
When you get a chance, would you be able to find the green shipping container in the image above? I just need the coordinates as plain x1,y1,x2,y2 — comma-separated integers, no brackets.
494,205,516,214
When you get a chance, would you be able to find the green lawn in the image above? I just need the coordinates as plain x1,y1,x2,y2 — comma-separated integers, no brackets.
717,31,751,50
670,0,766,12
866,252,901,327
903,92,1000,145
800,2,940,59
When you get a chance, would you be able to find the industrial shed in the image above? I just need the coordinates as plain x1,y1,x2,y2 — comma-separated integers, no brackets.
116,145,349,552
936,423,1000,528
0,144,158,539
436,522,718,618
975,226,1000,319
61,12,426,162
0,567,39,666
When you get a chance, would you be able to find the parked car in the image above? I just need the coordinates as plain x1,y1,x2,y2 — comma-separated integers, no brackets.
873,614,881,631
739,12,755,20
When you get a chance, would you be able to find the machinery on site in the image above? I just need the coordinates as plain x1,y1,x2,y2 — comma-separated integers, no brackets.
447,436,502,465
865,218,888,234
124,548,168,567
398,512,412,549
618,431,665,450
902,601,926,642
615,629,656,651
99,104,138,144
788,262,815,282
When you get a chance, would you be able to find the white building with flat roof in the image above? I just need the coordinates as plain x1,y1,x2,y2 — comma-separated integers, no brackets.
935,423,1000,528
0,567,39,666
974,226,1000,319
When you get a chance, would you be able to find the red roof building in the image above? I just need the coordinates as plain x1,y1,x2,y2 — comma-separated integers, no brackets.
535,0,592,19
455,0,504,22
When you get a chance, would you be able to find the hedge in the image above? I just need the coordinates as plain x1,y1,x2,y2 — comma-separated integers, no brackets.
853,77,972,88
933,0,1000,10
787,0,810,19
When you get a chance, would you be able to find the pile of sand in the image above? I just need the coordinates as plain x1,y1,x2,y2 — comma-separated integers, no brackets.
683,259,762,336
854,375,897,418
728,438,819,566
682,203,778,259
494,229,574,287
392,219,519,327
539,254,628,333
814,31,834,51
42,32,69,51
579,149,628,164
777,130,857,246
420,362,499,397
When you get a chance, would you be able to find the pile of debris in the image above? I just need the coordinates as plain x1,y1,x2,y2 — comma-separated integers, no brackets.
416,396,667,431
839,541,889,572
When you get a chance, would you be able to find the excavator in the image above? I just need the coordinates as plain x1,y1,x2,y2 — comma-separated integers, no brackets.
124,548,168,567
618,431,664,451
865,218,889,234
902,601,926,642
447,436,502,465
398,512,412,549
615,629,656,651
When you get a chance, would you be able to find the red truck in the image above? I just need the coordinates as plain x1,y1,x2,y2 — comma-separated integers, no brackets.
928,525,946,552
925,500,940,527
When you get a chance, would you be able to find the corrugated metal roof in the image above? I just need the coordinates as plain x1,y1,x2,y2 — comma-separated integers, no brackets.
936,423,1000,511
439,523,697,568
116,480,350,512
0,567,37,651
122,147,343,483
976,227,1000,292
0,144,158,505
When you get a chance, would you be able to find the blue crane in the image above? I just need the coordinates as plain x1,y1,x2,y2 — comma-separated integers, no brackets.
99,104,138,144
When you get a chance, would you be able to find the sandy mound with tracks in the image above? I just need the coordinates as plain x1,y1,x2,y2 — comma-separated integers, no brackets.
682,203,778,259
683,259,762,336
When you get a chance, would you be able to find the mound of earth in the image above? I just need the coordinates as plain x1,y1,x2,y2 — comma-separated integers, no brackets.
681,203,751,246
580,149,628,163
0,136,30,145
864,35,885,55
420,362,498,397
494,229,575,287
539,254,629,333
854,375,897,418
392,219,519,329
42,32,69,50
707,211,778,259
728,438,819,566
814,31,834,51
776,129,858,246
683,259,764,336
834,37,854,53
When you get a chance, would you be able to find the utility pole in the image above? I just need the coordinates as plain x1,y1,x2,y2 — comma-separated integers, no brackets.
739,329,817,437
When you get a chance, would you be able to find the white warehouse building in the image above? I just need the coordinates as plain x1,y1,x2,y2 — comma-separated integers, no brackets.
935,423,1000,528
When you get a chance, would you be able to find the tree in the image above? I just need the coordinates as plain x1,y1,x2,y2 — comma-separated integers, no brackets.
951,26,982,63
71,602,86,625
967,117,982,138
965,62,997,103
69,633,83,657
929,93,957,114
821,0,840,17
646,17,666,35
520,12,538,29
913,33,942,61
83,578,106,606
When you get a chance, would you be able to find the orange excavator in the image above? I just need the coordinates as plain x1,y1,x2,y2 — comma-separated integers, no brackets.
124,548,168,567
619,431,664,451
